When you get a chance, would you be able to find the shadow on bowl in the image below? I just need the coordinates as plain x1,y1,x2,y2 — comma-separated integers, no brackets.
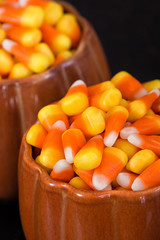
18,132,160,240
0,1,111,199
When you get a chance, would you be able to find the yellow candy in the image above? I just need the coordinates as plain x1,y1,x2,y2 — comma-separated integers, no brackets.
20,28,42,47
90,87,122,112
35,42,55,65
39,129,65,169
28,52,51,73
35,155,51,173
146,108,155,115
38,104,69,131
126,89,159,122
9,62,32,79
143,79,160,92
44,2,63,25
113,138,139,160
60,80,89,116
120,98,129,107
69,176,91,190
74,135,104,170
71,106,106,137
26,123,47,149
127,100,147,122
126,149,158,174
21,6,44,28
0,48,14,76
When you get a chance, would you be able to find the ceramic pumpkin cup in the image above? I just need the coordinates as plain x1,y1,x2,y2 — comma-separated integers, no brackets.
19,132,160,240
0,1,110,199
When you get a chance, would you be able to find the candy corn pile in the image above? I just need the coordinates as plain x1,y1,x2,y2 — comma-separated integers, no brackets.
0,0,81,80
26,71,160,191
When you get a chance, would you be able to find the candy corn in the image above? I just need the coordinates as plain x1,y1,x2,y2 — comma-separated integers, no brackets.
62,129,86,164
38,104,69,132
120,98,129,107
128,134,160,157
2,23,42,47
54,50,73,65
126,89,159,122
26,75,160,192
34,42,55,65
104,106,129,147
9,62,32,79
40,23,71,55
90,87,122,112
56,13,81,48
0,48,14,76
69,176,91,190
132,159,160,191
0,5,44,28
143,79,160,92
60,80,89,116
35,155,51,173
71,106,105,137
111,71,147,100
116,172,138,190
126,149,158,174
26,123,47,149
73,166,95,190
92,147,128,190
18,0,63,25
88,80,114,96
74,135,104,170
39,128,65,169
50,159,75,182
2,39,51,73
113,138,139,159
120,114,160,139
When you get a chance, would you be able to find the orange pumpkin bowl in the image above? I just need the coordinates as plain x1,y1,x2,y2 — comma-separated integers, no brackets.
18,132,160,240
0,1,110,199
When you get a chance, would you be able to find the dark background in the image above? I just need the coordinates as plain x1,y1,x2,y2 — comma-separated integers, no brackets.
0,0,159,239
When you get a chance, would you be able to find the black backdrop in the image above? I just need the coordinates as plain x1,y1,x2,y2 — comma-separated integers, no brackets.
68,0,160,82
0,1,159,240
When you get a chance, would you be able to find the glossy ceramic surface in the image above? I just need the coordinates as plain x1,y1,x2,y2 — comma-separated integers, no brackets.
0,1,111,199
19,134,160,240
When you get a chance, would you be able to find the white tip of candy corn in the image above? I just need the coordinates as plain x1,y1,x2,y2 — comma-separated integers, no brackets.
2,39,15,52
1,23,12,30
103,184,112,191
92,135,103,140
53,159,71,173
104,131,118,147
92,173,109,190
64,147,74,164
134,88,147,99
19,0,28,6
128,134,142,147
116,173,130,188
120,127,138,139
53,120,67,131
150,88,160,98
0,8,5,16
131,177,145,191
71,80,86,87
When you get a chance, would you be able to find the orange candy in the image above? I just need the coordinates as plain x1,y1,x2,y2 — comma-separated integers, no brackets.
39,128,65,169
62,129,86,164
50,159,75,182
